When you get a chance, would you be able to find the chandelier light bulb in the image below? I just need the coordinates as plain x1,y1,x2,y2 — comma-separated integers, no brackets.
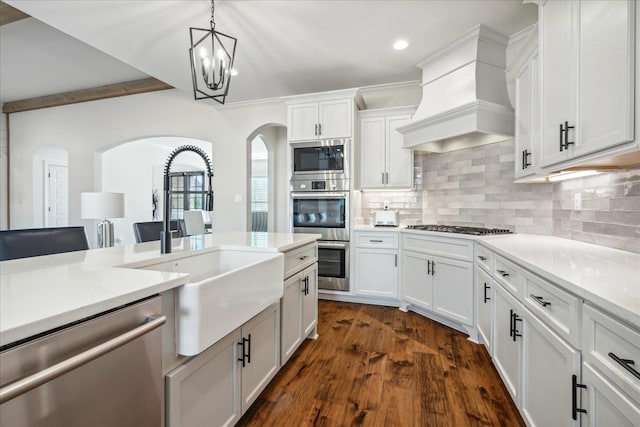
199,46,208,59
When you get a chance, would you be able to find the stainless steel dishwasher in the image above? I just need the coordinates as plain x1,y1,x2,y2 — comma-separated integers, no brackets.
0,295,165,426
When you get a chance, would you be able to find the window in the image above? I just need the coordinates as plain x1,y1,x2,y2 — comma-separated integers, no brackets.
251,177,268,212
169,171,205,220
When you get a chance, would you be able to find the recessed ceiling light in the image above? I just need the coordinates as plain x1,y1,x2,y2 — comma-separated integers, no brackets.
230,69,238,76
393,39,409,50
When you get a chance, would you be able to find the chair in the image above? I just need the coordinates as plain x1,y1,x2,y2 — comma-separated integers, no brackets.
251,211,268,232
0,226,90,261
133,220,182,243
182,210,206,236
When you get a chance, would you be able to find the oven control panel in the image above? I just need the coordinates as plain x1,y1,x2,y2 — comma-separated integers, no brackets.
290,179,349,192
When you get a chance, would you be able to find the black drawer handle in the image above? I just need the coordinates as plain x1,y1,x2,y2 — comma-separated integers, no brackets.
609,352,640,380
530,294,551,308
572,374,587,420
298,255,309,261
477,255,487,261
369,239,384,243
496,269,510,277
483,283,491,303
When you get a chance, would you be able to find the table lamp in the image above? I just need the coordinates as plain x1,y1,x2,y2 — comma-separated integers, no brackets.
81,192,125,248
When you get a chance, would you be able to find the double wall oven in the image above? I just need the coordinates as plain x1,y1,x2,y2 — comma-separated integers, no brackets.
291,139,350,292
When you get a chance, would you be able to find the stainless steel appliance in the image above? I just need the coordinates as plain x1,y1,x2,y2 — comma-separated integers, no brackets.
405,224,513,235
291,139,349,180
291,178,350,291
0,296,165,426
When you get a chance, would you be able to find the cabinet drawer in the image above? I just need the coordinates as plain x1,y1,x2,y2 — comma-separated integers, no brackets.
475,245,493,273
583,304,640,404
355,232,398,249
493,255,523,298
401,233,474,261
523,272,581,347
284,243,317,279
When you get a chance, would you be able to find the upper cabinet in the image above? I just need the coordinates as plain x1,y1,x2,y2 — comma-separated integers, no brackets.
538,0,635,168
359,107,415,190
285,89,362,142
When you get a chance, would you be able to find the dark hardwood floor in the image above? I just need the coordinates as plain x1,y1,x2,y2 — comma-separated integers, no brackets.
238,300,525,427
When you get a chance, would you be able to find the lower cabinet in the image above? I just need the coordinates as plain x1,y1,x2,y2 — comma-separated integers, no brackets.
354,248,398,298
165,302,280,427
281,263,318,364
581,362,640,426
476,267,493,353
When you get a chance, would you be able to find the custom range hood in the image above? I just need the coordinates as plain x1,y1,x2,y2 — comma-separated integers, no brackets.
397,25,514,152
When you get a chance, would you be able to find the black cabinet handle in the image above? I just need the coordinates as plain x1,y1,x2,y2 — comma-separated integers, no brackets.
427,260,431,275
609,352,640,380
572,374,587,420
318,123,322,136
522,149,532,169
478,255,487,261
238,335,251,367
559,123,564,152
301,276,310,295
431,261,436,275
369,239,383,243
509,309,514,338
510,309,522,341
483,283,491,303
496,269,510,277
563,121,574,149
314,123,318,136
530,294,551,308
298,255,308,261
395,254,398,267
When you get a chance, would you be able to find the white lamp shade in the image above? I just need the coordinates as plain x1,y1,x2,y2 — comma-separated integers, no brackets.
81,192,125,219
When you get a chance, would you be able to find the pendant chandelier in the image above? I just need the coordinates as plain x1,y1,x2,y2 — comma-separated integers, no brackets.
189,0,237,104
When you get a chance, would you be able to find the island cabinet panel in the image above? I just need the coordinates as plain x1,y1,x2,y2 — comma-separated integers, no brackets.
165,302,280,427
476,267,494,353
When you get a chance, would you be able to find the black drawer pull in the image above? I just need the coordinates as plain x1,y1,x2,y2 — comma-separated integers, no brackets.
572,375,587,420
496,269,510,277
427,260,431,275
563,121,574,149
298,255,309,261
477,255,487,261
530,294,551,307
483,283,491,303
609,352,640,380
369,239,384,243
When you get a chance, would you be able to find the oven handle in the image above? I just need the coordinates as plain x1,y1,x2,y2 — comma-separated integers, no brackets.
318,241,349,249
291,192,348,199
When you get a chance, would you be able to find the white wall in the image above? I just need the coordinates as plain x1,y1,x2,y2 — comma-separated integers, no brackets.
0,113,7,230
7,89,287,239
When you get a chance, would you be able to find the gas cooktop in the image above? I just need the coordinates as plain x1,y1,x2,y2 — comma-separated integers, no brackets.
405,225,513,235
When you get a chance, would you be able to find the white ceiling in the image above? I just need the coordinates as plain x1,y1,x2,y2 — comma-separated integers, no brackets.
1,0,537,105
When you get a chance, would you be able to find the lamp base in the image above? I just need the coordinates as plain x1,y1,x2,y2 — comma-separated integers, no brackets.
97,219,115,248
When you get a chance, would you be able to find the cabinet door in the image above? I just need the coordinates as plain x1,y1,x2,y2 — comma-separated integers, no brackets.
400,251,432,309
301,264,318,338
582,362,640,426
386,114,413,189
432,255,474,325
289,103,319,141
514,52,537,179
319,99,352,139
539,0,577,167
493,284,524,406
476,268,494,353
576,0,635,157
165,330,242,427
354,248,398,298
360,117,386,188
240,303,280,413
281,273,303,364
521,309,581,427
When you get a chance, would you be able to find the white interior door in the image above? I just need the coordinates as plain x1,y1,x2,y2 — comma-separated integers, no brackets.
45,163,69,227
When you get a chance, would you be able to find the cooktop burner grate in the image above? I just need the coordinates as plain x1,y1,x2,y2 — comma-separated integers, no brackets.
405,225,513,235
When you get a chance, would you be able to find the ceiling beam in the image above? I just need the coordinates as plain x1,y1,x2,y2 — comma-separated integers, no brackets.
2,78,174,113
0,1,30,26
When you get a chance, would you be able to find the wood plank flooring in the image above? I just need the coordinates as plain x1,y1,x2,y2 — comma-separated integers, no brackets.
238,301,525,427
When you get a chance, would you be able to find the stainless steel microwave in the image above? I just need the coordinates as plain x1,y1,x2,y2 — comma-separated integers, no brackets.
291,139,349,181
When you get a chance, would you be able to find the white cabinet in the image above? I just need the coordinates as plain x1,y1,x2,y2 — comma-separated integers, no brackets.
353,230,399,300
538,0,635,168
165,302,279,427
514,48,538,179
281,243,318,364
359,108,414,189
521,306,581,427
476,267,493,352
492,283,524,406
288,99,353,141
282,264,318,364
400,233,474,328
239,303,280,412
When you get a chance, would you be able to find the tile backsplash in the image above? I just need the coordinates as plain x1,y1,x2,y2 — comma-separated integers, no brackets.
359,139,640,253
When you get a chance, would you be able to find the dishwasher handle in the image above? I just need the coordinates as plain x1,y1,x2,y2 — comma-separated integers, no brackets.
0,314,166,404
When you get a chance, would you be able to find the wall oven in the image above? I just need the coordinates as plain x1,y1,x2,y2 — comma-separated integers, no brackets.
291,178,350,292
291,139,349,181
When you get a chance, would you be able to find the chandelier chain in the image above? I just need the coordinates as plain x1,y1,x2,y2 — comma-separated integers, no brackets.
210,0,215,29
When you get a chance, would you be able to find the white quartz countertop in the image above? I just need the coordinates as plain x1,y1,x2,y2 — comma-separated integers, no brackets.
478,234,640,327
0,232,321,346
